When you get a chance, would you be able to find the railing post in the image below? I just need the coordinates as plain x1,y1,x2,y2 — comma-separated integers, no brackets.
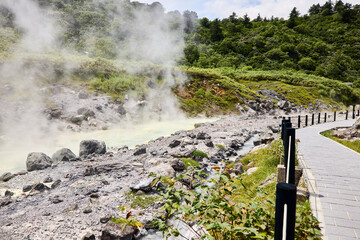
297,116,301,128
311,114,314,125
353,105,355,119
346,110,348,120
334,111,336,122
305,115,308,126
275,183,297,240
324,113,327,123
318,113,321,124
358,109,359,117
281,119,291,141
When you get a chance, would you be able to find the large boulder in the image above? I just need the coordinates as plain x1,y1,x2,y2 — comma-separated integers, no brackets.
52,148,77,164
101,222,136,240
79,140,106,156
148,163,175,178
77,108,95,118
78,90,89,99
26,152,52,171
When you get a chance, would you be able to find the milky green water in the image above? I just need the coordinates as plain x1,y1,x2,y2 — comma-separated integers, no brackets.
0,118,216,174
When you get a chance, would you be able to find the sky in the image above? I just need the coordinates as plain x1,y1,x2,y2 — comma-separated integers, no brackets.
138,0,359,20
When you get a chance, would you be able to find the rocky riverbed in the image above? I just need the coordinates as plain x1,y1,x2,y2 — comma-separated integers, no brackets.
0,113,282,240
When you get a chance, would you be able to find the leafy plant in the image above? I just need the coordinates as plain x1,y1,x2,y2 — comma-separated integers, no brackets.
192,150,208,158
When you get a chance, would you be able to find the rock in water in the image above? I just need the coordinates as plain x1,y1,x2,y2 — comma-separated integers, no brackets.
52,148,77,164
79,140,106,156
26,152,52,171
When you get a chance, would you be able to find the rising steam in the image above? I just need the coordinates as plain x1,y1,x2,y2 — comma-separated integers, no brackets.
0,0,189,173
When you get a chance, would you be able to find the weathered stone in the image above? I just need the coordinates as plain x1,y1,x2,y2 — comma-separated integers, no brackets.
82,232,96,240
0,197,12,208
79,140,106,156
52,148,77,164
78,90,89,99
43,177,53,183
130,177,154,192
277,165,303,186
0,172,15,182
4,190,14,197
169,159,185,171
233,163,244,175
77,108,95,118
133,147,146,156
196,132,211,140
34,183,50,192
205,140,214,147
84,167,98,176
230,140,242,150
247,167,259,175
83,206,92,214
26,152,52,171
168,140,181,148
23,185,32,192
148,163,175,178
70,115,85,125
51,179,61,189
101,222,136,240
117,105,126,115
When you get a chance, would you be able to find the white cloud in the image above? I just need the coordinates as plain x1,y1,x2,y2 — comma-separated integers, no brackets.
136,0,360,20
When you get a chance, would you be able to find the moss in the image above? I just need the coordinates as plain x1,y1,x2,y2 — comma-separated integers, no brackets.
181,158,200,169
192,150,208,158
125,192,162,209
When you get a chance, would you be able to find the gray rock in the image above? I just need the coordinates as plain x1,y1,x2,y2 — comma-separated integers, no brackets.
117,105,126,115
148,163,175,178
78,90,89,99
133,147,146,156
247,167,259,175
77,108,95,118
4,190,14,197
52,148,77,164
26,152,52,171
82,233,96,240
0,172,15,182
23,185,32,192
130,177,154,192
196,132,211,140
101,222,136,240
169,159,185,171
43,177,53,183
247,100,260,111
83,206,92,214
233,163,244,175
79,140,106,156
205,140,214,147
168,140,181,148
34,183,50,192
70,115,85,125
277,100,291,110
51,179,61,189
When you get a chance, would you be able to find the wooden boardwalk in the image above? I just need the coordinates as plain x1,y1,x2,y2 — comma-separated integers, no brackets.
297,119,360,240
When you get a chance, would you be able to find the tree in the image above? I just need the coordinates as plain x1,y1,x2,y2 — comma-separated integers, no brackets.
209,18,224,42
243,14,252,28
288,7,300,28
184,43,200,64
183,10,198,34
255,13,263,22
321,1,334,16
228,12,238,23
309,4,321,15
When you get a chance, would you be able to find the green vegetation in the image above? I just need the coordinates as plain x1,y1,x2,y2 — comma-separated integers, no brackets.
153,139,321,239
321,130,360,152
181,158,200,169
1,0,359,116
125,191,161,209
192,150,209,158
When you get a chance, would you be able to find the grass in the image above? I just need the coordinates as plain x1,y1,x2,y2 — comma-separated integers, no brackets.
181,158,200,169
125,192,162,209
227,139,321,239
321,130,360,152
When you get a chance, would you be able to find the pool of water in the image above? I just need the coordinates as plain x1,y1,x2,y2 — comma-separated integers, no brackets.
0,117,216,174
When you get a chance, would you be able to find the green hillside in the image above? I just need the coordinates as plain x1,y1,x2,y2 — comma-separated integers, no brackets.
0,0,359,115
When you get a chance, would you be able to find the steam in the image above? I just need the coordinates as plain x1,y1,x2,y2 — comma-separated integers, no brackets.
0,0,190,173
